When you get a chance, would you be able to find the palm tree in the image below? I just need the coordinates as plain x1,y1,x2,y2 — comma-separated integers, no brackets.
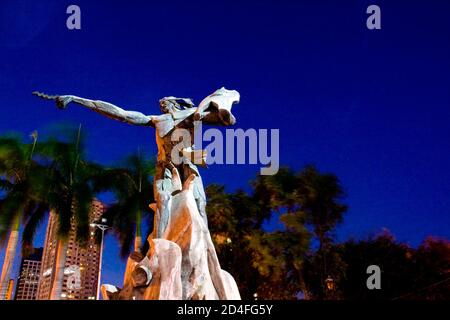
252,165,347,298
36,125,101,300
0,132,44,299
297,165,347,252
251,167,311,298
252,167,300,226
95,151,154,258
205,184,236,246
296,165,347,298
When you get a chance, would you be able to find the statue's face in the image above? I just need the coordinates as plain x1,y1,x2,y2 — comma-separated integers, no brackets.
159,100,177,114
159,97,195,114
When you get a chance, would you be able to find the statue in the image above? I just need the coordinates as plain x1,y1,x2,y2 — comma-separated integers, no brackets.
33,88,241,300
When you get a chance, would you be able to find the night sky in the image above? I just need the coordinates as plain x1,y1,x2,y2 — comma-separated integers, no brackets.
1,0,449,291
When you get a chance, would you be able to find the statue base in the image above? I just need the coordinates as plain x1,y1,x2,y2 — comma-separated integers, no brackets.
101,174,240,300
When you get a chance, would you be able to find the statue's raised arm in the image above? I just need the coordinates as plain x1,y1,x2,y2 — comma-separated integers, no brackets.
193,87,240,126
32,91,154,126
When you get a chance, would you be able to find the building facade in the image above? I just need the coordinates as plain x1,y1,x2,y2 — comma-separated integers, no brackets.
14,248,43,300
5,279,14,300
36,200,105,300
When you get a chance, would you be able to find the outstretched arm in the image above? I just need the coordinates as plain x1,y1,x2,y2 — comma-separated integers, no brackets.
33,92,154,126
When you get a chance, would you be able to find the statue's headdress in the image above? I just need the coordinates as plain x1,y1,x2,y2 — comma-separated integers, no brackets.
159,96,195,113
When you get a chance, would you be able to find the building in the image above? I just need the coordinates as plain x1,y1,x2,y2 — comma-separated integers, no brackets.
36,200,105,300
5,279,14,300
0,230,19,300
14,248,43,300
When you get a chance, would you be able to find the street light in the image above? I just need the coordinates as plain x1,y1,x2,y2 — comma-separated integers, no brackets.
325,275,335,291
90,218,109,300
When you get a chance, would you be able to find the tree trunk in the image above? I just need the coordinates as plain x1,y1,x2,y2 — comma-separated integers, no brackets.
0,226,19,300
50,239,68,300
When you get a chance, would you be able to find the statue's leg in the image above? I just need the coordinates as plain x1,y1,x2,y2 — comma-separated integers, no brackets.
155,190,171,238
183,163,208,226
171,167,182,194
153,164,174,238
182,174,228,299
205,232,228,299
220,270,241,300
193,171,207,226
196,192,207,227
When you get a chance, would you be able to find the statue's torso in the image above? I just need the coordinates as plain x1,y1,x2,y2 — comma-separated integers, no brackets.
155,120,195,165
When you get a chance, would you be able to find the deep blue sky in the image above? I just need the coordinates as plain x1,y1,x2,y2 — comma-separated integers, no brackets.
1,0,450,290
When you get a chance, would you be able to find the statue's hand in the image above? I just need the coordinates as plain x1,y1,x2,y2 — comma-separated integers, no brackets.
32,91,72,110
55,95,73,109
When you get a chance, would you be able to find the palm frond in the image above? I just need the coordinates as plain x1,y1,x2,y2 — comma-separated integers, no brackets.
21,204,48,254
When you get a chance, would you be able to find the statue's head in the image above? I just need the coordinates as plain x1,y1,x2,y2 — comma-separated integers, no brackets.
159,97,195,114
